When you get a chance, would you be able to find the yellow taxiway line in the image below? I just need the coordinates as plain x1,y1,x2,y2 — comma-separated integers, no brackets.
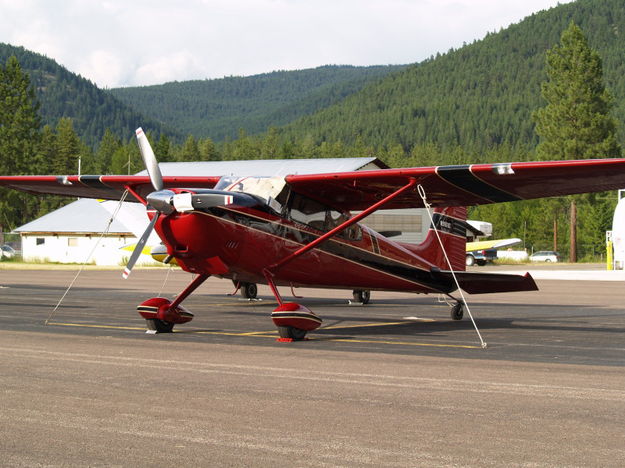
46,321,482,349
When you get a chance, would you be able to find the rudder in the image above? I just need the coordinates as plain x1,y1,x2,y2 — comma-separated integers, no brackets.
411,206,468,271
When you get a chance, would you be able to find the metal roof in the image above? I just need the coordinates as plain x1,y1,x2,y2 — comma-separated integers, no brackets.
136,157,387,177
15,198,139,234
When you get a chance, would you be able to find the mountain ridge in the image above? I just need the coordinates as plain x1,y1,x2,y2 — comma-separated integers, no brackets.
109,64,406,141
0,43,176,146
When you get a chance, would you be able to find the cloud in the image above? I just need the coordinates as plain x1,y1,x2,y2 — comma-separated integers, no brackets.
0,0,573,88
133,50,206,85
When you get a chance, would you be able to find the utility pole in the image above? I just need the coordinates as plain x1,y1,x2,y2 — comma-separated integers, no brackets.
570,199,577,262
553,217,558,252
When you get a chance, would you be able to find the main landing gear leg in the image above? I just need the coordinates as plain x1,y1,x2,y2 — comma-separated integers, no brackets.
262,269,322,341
137,273,210,334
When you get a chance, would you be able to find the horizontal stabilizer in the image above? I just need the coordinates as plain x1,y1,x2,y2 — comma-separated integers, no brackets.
433,271,538,294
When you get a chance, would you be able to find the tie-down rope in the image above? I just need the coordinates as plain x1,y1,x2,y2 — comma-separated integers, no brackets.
45,190,130,325
417,184,487,349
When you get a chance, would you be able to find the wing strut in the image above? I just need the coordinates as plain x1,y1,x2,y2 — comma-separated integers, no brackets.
417,184,487,349
263,179,417,298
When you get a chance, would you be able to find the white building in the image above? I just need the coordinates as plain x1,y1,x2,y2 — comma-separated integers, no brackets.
14,198,157,266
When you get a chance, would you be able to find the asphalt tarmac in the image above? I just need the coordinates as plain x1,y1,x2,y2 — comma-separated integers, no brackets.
1,267,624,466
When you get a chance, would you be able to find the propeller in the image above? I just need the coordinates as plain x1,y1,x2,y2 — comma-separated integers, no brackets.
136,127,163,191
122,215,158,279
123,128,170,279
122,128,261,279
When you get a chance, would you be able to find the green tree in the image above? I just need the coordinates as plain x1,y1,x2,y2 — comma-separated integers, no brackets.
178,135,200,162
94,129,122,174
110,142,141,175
534,22,621,160
231,129,258,160
533,22,622,261
154,134,172,162
34,125,57,174
52,117,81,174
198,137,219,161
0,55,42,234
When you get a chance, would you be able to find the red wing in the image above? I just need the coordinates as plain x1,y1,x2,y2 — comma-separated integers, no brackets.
0,175,221,202
285,158,625,210
3,158,625,208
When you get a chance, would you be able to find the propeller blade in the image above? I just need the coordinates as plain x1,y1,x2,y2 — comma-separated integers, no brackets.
123,214,159,279
135,127,163,191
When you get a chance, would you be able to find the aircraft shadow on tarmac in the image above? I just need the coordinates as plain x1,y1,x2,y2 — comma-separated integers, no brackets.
311,318,624,338
217,296,625,337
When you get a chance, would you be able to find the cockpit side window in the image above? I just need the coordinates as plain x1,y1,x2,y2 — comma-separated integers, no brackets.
288,192,327,230
286,191,362,241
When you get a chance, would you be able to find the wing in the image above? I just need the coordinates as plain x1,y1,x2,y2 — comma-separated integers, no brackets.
285,158,625,211
3,158,625,208
0,175,222,202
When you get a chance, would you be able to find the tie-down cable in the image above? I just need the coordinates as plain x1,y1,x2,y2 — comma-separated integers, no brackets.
417,184,487,349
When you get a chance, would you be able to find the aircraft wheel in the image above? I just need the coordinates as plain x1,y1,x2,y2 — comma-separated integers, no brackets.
352,289,371,304
241,282,258,299
146,318,174,333
278,326,307,341
451,303,464,321
465,255,475,266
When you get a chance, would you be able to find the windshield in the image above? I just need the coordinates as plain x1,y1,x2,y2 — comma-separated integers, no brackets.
214,175,288,212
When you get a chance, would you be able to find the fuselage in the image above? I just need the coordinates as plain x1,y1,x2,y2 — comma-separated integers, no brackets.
153,194,460,295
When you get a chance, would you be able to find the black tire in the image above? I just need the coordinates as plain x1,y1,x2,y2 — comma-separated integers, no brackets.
451,303,464,321
465,255,475,266
476,259,486,266
278,326,307,340
146,318,174,333
352,289,371,304
241,282,258,299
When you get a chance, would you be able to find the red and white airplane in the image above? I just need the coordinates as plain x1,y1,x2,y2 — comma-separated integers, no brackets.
2,128,625,340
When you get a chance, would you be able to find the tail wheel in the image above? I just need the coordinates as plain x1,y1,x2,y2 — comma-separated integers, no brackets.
451,303,464,321
278,326,307,341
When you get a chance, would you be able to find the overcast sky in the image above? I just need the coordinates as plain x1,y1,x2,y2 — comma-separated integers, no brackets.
0,0,573,89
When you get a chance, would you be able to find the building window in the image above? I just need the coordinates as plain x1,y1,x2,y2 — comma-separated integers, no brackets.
67,238,79,247
36,238,45,245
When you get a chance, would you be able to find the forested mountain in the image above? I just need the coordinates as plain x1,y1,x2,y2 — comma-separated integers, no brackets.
109,65,405,141
4,0,625,155
281,0,625,154
0,43,175,146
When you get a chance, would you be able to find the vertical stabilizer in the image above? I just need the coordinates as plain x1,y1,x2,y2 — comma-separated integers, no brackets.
410,206,468,271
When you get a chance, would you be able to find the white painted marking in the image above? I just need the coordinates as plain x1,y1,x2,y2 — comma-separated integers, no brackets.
499,269,625,281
